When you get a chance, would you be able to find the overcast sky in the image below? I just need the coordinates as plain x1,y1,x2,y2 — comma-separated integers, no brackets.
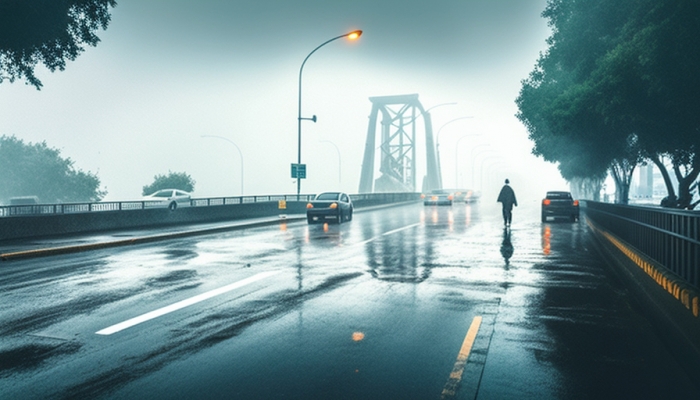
0,0,567,202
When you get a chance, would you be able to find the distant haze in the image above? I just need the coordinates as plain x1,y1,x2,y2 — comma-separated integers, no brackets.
0,0,567,204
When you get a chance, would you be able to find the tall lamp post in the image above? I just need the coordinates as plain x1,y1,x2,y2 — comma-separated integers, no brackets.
201,135,244,195
319,140,341,184
436,116,473,188
454,133,480,187
296,30,362,198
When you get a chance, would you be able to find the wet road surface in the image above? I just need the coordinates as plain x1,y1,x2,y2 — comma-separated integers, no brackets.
1,202,698,399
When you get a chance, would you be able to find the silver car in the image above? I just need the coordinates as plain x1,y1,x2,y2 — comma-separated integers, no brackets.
142,189,191,210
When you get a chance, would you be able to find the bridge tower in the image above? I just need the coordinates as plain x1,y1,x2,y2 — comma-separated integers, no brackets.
358,94,441,193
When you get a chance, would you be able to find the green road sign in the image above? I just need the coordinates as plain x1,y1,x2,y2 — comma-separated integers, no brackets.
291,163,306,179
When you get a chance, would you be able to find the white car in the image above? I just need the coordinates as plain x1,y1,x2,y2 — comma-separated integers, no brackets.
142,189,191,210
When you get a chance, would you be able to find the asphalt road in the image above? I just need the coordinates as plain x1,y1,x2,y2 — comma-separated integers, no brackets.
1,201,698,399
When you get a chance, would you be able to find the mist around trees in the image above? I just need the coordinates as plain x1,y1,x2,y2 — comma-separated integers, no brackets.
0,135,106,204
517,0,700,207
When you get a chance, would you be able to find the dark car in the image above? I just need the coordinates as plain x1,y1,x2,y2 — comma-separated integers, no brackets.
541,191,579,222
306,192,353,224
422,189,454,206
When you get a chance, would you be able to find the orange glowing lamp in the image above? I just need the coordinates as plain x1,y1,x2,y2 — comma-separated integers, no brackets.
347,30,362,40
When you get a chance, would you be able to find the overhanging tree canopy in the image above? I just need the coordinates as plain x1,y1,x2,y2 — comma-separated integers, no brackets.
0,0,117,89
517,0,700,206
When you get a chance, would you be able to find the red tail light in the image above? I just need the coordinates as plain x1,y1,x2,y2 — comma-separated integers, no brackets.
543,199,551,206
573,200,579,206
330,203,338,209
306,203,313,209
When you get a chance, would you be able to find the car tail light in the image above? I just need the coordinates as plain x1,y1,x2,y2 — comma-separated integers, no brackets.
543,199,551,206
573,200,579,206
330,202,338,209
448,195,454,200
420,194,426,199
306,203,313,209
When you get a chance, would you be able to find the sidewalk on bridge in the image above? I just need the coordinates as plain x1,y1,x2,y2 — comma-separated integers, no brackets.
586,217,700,382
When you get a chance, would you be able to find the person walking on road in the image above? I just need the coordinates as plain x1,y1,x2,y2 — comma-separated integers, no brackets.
497,178,518,227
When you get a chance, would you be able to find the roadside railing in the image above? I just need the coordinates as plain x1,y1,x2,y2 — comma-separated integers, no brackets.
0,193,419,218
584,201,699,290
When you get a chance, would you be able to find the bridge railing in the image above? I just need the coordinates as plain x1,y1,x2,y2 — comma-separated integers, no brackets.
0,193,422,218
584,201,699,290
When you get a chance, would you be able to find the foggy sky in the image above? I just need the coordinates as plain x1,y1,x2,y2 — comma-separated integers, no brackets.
0,0,567,203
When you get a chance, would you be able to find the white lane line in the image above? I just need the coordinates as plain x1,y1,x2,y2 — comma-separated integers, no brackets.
382,223,420,236
96,270,280,335
349,223,421,247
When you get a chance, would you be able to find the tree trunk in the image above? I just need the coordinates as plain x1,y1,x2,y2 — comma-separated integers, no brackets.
609,159,635,205
673,160,700,209
650,155,675,200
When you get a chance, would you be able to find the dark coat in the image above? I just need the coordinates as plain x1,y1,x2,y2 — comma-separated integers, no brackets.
497,185,518,209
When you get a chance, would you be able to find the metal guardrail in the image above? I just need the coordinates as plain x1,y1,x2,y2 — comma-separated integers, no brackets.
0,193,419,218
0,194,318,218
584,201,699,290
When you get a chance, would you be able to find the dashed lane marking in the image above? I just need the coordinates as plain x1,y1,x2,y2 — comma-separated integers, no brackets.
95,270,280,335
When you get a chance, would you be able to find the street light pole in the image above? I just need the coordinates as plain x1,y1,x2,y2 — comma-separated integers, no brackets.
319,140,341,184
297,30,362,198
436,116,473,188
454,134,480,187
201,135,244,195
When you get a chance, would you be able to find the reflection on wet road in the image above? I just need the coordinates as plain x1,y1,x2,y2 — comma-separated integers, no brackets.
1,202,698,399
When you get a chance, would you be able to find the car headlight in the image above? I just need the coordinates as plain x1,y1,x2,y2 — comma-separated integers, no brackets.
330,203,338,209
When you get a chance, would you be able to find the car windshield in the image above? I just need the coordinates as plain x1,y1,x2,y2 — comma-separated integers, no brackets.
316,192,340,201
151,190,172,198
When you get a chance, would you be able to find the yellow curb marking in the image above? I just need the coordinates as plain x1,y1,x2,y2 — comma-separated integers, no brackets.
441,315,482,398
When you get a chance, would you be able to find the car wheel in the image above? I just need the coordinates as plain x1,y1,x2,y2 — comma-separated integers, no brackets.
307,215,314,224
541,213,546,223
337,211,343,224
348,208,353,221
169,202,177,211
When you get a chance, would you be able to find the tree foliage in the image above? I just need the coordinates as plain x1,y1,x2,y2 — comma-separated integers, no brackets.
517,0,700,206
142,172,196,196
0,0,117,89
0,135,106,203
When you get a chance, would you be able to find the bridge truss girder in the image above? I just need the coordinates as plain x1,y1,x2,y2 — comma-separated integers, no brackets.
359,94,441,193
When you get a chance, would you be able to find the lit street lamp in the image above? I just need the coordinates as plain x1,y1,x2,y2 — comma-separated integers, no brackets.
201,135,244,195
296,30,362,197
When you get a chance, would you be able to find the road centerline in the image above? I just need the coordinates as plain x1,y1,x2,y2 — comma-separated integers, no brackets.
95,270,280,336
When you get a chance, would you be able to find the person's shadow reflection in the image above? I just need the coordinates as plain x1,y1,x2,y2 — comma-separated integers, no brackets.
500,228,514,267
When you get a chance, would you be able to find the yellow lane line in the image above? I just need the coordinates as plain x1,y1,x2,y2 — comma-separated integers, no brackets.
441,315,482,399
